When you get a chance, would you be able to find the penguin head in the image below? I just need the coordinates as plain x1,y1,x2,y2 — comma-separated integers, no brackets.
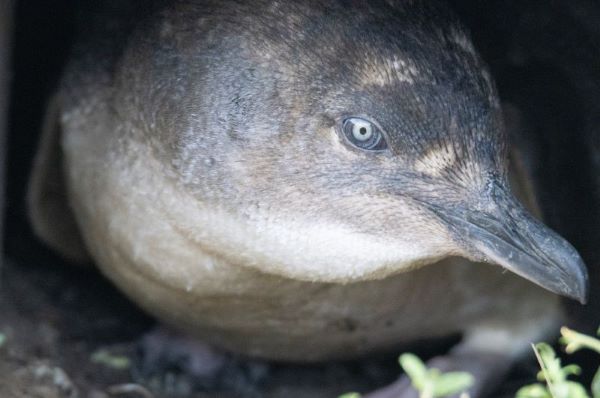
124,0,587,302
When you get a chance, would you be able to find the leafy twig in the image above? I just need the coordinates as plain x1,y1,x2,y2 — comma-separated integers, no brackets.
560,327,600,355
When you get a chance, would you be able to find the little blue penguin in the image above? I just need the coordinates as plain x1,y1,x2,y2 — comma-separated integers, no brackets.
27,0,589,396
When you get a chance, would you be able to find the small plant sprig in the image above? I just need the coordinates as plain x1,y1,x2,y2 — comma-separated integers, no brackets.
339,353,474,398
561,327,600,356
399,354,473,398
340,326,600,398
516,327,600,398
516,343,588,398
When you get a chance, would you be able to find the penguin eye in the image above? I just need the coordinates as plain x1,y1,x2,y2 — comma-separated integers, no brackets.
342,117,387,151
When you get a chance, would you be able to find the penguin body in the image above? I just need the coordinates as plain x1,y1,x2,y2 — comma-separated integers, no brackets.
29,1,587,394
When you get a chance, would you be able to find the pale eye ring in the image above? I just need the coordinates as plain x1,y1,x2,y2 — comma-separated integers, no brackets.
341,117,387,151
352,120,373,141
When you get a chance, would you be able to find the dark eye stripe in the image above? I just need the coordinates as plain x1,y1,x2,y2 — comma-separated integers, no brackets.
341,117,388,151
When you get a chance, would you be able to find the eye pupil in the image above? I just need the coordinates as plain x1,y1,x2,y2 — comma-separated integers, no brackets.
359,127,367,135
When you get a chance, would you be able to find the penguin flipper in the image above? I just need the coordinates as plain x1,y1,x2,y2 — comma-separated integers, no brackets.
27,95,89,263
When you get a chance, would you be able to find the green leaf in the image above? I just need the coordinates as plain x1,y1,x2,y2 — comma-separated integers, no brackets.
338,393,361,398
534,343,566,384
592,367,600,398
529,341,593,398
565,381,591,398
560,327,600,355
515,384,552,398
562,364,583,377
399,353,428,390
520,327,600,398
90,349,131,370
432,372,474,397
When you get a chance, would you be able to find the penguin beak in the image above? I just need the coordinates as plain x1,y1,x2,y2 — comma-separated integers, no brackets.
427,184,589,304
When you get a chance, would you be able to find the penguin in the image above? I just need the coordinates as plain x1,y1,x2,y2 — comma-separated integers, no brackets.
27,0,588,396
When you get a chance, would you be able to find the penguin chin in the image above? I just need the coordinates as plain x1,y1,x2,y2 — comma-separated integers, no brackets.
224,219,456,283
